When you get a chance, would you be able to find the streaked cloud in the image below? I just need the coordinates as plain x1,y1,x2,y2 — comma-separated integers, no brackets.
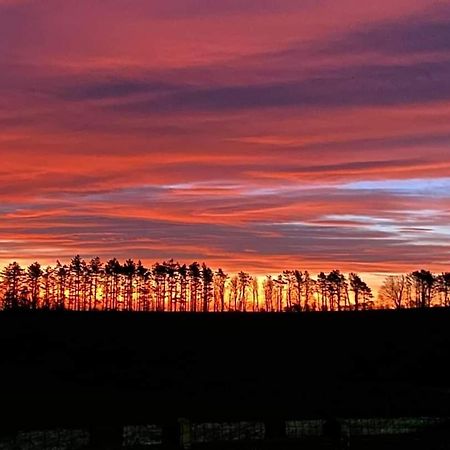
1,0,449,286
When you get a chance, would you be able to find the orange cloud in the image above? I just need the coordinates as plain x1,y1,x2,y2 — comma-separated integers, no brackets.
1,0,450,284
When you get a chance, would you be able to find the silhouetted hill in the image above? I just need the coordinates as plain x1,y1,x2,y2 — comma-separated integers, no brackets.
0,309,449,432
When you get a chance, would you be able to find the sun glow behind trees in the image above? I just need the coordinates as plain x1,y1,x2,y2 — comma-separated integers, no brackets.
1,255,449,312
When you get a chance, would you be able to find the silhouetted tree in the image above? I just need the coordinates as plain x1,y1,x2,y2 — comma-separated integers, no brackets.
229,275,239,311
3,256,449,314
42,266,54,309
178,264,188,312
349,273,371,311
122,259,136,311
55,261,69,309
410,270,436,308
293,270,303,310
360,282,373,310
237,271,252,312
251,277,259,312
303,271,313,311
263,275,274,312
437,273,450,307
317,272,328,311
283,270,295,310
201,263,214,312
88,257,102,310
188,262,201,312
2,262,24,310
27,262,43,310
274,275,286,312
162,259,177,312
136,260,150,311
327,270,347,311
153,262,167,311
214,268,228,312
105,258,121,310
69,255,86,311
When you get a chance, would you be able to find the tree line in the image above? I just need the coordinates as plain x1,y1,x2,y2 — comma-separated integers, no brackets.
378,270,450,309
0,257,448,312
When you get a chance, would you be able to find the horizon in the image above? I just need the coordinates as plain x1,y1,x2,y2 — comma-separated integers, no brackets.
2,255,449,311
0,254,437,297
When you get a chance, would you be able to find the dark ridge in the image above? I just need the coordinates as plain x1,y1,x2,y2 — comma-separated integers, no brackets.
0,308,449,432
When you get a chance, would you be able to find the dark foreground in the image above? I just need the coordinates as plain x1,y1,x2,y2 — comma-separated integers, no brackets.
0,309,449,448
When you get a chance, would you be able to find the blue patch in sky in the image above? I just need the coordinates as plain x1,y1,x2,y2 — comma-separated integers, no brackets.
342,178,450,196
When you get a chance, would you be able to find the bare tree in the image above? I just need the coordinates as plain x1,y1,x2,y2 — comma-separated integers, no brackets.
378,275,407,309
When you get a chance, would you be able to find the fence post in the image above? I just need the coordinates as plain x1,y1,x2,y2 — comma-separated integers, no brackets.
264,418,286,440
88,424,123,449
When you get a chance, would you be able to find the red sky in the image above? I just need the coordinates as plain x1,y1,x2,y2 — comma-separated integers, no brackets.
1,0,450,285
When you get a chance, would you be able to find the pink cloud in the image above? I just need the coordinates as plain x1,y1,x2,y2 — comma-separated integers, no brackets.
1,0,450,281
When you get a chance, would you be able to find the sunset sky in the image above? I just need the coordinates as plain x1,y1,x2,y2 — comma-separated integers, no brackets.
1,0,450,286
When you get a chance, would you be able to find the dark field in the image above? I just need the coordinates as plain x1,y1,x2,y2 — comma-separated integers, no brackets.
0,309,449,448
